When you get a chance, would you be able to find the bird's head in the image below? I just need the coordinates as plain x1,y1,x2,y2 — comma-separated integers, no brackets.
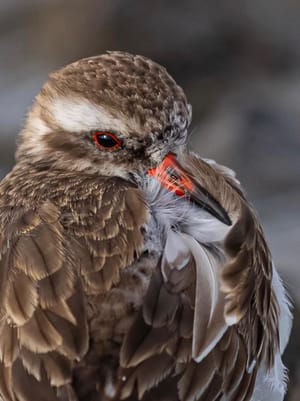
17,52,191,180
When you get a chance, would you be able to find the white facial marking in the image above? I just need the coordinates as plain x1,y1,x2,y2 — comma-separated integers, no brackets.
18,114,52,159
49,97,138,134
27,115,51,136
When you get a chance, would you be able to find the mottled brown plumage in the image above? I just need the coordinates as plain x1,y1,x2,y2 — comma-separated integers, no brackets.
0,52,291,401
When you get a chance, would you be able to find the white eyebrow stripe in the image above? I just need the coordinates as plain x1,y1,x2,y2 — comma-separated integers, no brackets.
49,97,132,134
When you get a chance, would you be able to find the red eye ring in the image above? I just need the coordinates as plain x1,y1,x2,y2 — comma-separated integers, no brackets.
93,131,122,151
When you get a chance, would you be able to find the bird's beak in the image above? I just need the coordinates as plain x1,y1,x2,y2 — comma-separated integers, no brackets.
147,153,231,226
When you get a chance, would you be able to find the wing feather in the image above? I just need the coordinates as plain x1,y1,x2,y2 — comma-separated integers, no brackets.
77,185,148,294
0,321,18,366
0,202,88,401
12,359,58,401
178,153,280,365
4,272,38,326
120,228,229,400
120,354,174,400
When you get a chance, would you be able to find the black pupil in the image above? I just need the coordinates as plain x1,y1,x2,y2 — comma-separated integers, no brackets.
97,134,118,148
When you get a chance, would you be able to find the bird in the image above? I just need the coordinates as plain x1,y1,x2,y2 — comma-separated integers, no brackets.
0,51,292,401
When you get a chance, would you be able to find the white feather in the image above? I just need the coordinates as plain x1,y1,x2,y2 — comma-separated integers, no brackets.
143,176,231,245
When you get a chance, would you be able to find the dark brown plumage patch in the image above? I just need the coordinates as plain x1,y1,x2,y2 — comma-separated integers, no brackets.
44,130,91,160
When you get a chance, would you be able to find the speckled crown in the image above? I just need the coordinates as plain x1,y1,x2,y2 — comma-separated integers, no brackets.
41,51,191,134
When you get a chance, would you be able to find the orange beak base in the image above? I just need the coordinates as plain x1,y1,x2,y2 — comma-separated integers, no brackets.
147,153,195,197
147,153,231,226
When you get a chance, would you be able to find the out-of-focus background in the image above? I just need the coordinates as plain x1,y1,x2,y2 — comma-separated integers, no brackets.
0,0,299,398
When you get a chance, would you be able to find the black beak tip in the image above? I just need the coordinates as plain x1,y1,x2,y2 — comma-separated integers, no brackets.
205,203,232,226
190,190,232,227
222,212,232,226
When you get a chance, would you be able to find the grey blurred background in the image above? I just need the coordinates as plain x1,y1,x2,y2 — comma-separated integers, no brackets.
0,0,299,399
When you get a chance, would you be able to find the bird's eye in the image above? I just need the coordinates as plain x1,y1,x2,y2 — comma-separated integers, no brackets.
93,131,122,150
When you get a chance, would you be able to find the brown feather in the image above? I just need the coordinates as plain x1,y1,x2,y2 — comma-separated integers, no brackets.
39,267,75,308
0,322,19,366
12,359,59,401
18,308,63,353
230,369,257,401
223,344,247,394
120,311,172,368
0,363,14,401
42,352,72,387
4,272,38,326
142,268,180,328
45,312,86,360
120,354,174,400
47,300,77,326
13,221,64,280
174,337,193,363
199,374,222,401
178,357,217,401
19,347,42,382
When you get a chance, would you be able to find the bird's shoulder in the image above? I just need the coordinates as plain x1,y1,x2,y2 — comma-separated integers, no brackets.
0,165,150,291
0,164,139,205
